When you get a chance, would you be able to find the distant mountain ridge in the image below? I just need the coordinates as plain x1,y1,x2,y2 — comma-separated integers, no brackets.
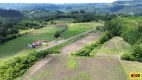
0,3,108,11
0,0,142,17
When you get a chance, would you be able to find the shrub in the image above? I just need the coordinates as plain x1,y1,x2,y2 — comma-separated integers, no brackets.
0,49,50,80
121,52,135,61
131,44,142,62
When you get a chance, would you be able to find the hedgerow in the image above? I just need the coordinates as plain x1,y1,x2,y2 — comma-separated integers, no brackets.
0,49,51,80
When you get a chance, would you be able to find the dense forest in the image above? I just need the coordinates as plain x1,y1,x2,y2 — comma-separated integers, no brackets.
0,9,24,18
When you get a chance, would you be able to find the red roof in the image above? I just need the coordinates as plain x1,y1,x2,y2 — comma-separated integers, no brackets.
32,40,45,45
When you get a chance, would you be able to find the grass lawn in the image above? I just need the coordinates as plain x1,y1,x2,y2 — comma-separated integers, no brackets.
61,21,103,39
96,37,131,55
0,26,64,60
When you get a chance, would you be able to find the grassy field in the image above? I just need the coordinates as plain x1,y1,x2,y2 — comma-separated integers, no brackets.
55,18,75,24
0,27,64,60
96,37,131,56
61,22,103,39
19,29,34,34
0,20,103,60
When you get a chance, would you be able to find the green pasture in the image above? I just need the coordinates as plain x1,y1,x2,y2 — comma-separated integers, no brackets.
96,37,131,55
0,27,63,60
61,21,103,39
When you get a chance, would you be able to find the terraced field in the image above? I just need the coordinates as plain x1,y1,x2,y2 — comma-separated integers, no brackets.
23,55,126,80
19,36,142,80
21,35,139,80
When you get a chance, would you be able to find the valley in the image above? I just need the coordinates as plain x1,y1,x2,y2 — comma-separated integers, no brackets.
0,1,142,80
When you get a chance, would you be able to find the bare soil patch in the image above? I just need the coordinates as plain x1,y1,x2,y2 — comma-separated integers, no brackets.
23,56,126,80
23,54,54,80
60,32,101,54
21,35,131,80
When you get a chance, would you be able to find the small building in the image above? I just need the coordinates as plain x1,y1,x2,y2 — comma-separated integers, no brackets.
32,40,46,48
27,40,46,48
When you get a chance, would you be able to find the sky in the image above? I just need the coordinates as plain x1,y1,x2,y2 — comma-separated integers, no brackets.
0,0,117,3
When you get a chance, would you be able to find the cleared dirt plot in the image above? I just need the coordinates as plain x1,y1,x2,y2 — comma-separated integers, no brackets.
20,36,142,80
61,32,101,54
21,34,129,80
22,55,126,80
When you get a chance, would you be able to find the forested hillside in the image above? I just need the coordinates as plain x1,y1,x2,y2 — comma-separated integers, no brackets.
0,9,23,18
105,17,142,62
22,9,64,19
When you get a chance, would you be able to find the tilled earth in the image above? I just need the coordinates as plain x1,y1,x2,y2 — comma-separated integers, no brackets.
21,33,128,80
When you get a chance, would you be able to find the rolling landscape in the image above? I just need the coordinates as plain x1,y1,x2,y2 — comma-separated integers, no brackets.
0,0,142,80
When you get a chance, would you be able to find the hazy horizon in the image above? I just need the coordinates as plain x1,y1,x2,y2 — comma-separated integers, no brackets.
0,0,117,3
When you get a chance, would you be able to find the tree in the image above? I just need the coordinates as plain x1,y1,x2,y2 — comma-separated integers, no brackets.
70,11,78,14
8,28,19,34
54,31,61,38
50,20,56,25
132,45,142,61
80,10,85,13
0,27,7,37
